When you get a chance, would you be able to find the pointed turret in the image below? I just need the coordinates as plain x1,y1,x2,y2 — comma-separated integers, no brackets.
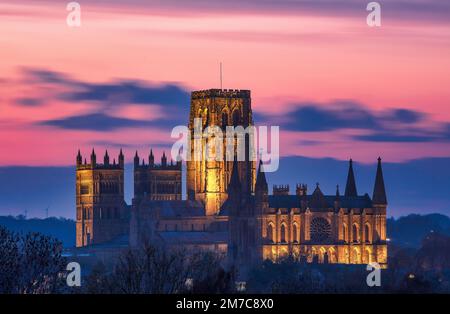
344,158,357,197
119,149,124,168
161,151,167,167
149,149,154,167
228,156,242,193
104,150,110,166
255,160,268,212
90,148,96,167
255,159,268,193
76,149,82,166
334,185,340,210
372,157,387,205
134,150,139,167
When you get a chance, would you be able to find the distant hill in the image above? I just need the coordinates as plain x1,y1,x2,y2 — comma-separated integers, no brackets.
0,213,449,249
0,216,75,247
387,213,450,248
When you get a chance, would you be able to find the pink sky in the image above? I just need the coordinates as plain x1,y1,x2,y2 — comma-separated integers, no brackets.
1,1,450,166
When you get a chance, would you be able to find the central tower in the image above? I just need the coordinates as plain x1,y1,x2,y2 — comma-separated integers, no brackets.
187,89,256,215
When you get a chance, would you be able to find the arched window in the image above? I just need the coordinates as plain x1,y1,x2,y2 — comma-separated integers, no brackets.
232,110,240,126
352,223,359,243
328,248,337,263
365,224,371,243
344,247,349,264
280,224,287,243
342,223,348,242
267,224,274,243
352,247,361,264
293,223,298,243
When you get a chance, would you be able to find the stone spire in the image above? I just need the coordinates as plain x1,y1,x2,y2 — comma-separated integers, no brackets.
104,150,110,165
228,156,241,192
76,149,82,166
344,158,357,197
334,184,340,210
372,157,387,205
134,150,139,166
149,149,154,166
119,149,124,168
255,159,268,193
227,156,242,216
161,151,167,167
90,148,96,166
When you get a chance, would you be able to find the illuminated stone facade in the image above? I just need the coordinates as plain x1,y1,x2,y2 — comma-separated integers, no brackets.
225,159,388,274
76,88,388,270
75,150,128,247
186,89,256,215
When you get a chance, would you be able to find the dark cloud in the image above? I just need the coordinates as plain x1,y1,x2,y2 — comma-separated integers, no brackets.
260,101,425,132
356,123,450,142
40,113,149,131
21,68,72,84
15,97,43,106
59,80,189,107
19,68,190,131
257,101,449,143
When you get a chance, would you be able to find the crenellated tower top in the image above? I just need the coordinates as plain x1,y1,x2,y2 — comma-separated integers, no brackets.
76,149,124,170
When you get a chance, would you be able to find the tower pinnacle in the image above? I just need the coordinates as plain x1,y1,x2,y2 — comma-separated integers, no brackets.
344,158,357,197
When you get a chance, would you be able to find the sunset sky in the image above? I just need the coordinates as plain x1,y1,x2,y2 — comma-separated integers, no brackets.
0,1,450,217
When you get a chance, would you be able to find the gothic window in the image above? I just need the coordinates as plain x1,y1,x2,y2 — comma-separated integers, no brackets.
352,247,361,263
353,223,359,242
365,224,371,243
267,223,274,243
310,217,331,243
80,184,89,195
342,223,348,242
293,223,299,243
280,224,287,243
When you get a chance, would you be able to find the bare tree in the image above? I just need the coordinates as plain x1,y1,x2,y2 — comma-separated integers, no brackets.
85,242,231,294
0,226,66,294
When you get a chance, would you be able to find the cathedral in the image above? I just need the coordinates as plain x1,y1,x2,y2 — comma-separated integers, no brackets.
75,89,388,270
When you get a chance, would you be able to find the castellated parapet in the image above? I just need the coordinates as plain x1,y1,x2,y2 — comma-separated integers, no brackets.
133,150,182,201
191,89,251,100
273,184,290,196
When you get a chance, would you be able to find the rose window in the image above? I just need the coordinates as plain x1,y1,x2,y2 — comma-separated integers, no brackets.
310,217,331,243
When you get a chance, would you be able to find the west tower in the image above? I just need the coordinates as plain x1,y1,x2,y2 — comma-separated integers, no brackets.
186,89,256,215
133,150,182,202
76,149,128,247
